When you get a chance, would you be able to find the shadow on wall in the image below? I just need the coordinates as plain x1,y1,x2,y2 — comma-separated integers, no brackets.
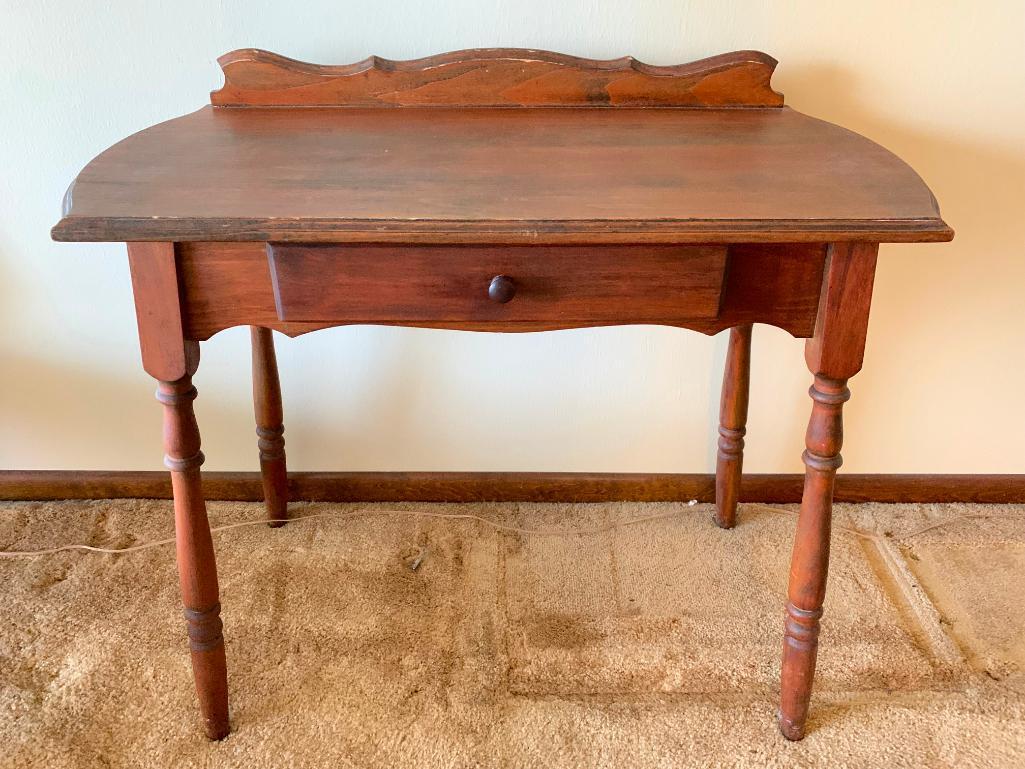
8,62,1022,474
783,61,1024,295
271,323,714,473
0,349,260,472
752,63,1025,471
263,324,433,472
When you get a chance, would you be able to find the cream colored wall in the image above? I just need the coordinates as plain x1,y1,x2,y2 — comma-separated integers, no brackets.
1,1,1022,473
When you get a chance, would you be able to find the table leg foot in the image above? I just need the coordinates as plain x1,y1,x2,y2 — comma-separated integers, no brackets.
714,324,752,529
778,374,848,740
158,375,231,740
777,708,807,741
184,603,230,740
251,326,289,527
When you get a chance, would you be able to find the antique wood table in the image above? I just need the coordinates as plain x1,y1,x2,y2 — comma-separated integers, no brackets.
52,48,952,741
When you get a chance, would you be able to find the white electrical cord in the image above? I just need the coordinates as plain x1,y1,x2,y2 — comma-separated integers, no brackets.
0,501,1011,559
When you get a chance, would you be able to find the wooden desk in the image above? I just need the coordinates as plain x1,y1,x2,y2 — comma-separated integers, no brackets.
52,48,952,742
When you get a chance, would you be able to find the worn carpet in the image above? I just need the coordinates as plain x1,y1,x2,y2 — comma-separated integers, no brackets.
1,499,1023,768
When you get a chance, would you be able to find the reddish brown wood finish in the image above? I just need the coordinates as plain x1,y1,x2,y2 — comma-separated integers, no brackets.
779,242,878,740
52,49,954,743
268,244,727,323
805,243,879,379
211,48,783,108
127,243,191,381
3,471,1022,504
178,242,826,339
129,243,230,738
156,369,229,740
715,324,752,528
251,327,288,526
780,374,847,741
52,102,952,246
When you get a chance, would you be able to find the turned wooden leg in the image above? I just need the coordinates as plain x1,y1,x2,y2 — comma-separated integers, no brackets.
128,243,231,739
715,324,752,529
778,375,848,740
251,326,288,527
157,374,230,740
777,241,879,740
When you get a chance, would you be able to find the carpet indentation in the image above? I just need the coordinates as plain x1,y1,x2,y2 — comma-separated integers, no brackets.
1,500,1023,768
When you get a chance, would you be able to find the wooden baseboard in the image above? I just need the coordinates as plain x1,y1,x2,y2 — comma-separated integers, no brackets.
1,470,1023,504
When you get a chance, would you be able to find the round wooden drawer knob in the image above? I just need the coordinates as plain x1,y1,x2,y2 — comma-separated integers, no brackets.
488,275,516,303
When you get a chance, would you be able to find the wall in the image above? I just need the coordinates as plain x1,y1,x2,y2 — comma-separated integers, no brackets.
1,1,1022,473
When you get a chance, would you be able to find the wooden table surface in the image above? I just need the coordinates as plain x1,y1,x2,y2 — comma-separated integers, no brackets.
53,105,949,244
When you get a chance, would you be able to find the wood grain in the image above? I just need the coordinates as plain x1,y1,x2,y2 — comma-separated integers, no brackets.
268,244,727,323
805,242,880,380
780,240,880,740
715,324,752,528
780,375,849,740
178,242,826,339
156,373,230,740
211,48,784,108
53,107,952,244
48,47,957,743
250,327,288,526
3,471,1022,504
127,243,193,381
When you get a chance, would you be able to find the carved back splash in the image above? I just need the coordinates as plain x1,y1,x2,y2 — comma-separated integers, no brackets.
211,48,783,108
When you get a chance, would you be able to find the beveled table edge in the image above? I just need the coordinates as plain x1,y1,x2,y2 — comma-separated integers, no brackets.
51,216,954,244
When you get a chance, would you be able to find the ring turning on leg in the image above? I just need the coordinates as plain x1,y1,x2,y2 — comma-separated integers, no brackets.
715,324,752,528
157,376,230,740
778,375,849,740
251,326,289,526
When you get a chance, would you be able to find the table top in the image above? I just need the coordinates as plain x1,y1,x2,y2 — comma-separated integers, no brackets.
52,48,952,245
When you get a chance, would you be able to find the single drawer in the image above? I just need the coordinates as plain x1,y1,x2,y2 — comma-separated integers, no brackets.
268,244,727,324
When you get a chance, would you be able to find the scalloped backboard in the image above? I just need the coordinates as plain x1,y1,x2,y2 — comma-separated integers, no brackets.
211,48,784,108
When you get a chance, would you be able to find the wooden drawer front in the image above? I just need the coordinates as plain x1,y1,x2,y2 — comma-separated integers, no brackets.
268,244,727,324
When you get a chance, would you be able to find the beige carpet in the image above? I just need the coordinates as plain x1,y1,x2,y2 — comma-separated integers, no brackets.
1,499,1023,768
